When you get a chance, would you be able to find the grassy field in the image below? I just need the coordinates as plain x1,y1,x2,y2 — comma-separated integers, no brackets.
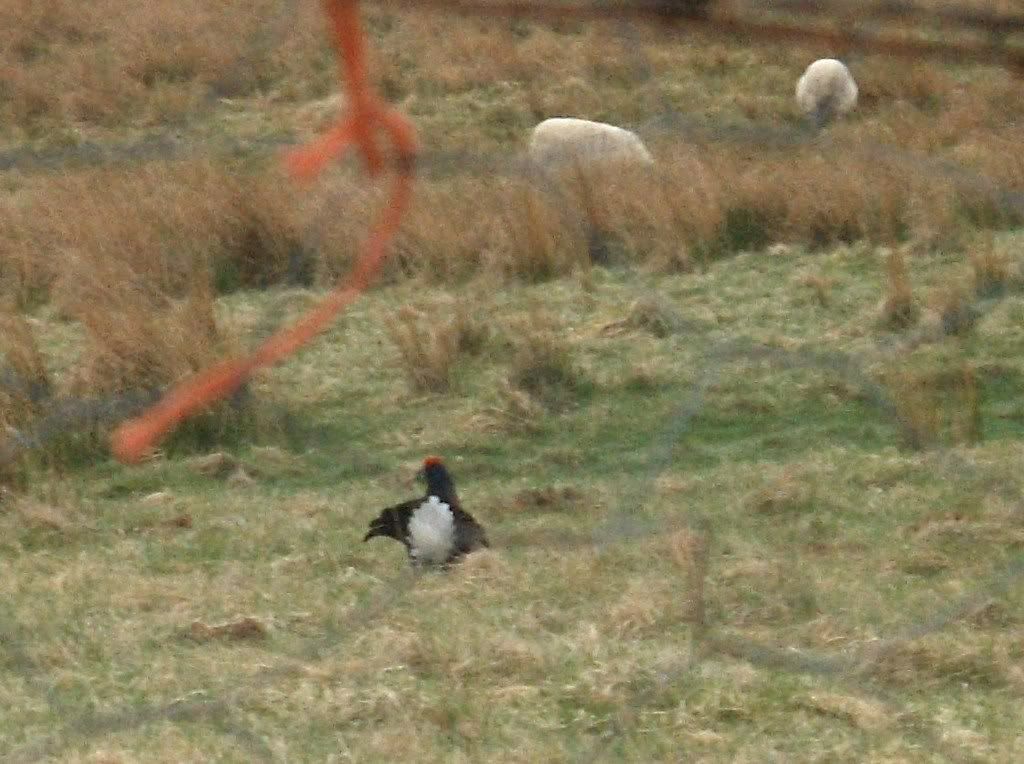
2,0,1024,760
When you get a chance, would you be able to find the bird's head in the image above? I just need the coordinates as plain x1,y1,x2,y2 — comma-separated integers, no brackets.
813,98,836,129
419,455,456,504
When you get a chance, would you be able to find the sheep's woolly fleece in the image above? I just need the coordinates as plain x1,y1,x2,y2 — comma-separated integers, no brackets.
528,117,654,167
795,59,858,127
408,496,456,565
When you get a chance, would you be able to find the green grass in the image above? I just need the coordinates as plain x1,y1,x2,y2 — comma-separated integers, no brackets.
2,237,1024,760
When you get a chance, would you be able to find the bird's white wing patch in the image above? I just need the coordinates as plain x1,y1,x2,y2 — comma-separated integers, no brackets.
408,496,455,564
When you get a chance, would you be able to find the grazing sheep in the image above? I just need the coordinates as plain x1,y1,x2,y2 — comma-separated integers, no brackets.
527,117,654,168
795,59,858,128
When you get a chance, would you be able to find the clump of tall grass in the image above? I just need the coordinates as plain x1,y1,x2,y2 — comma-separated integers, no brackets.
42,248,256,461
2,141,1020,309
0,161,315,306
499,183,586,282
928,280,979,337
878,248,919,330
54,257,226,396
506,310,587,410
885,360,985,450
386,300,491,394
0,310,51,435
968,234,1018,299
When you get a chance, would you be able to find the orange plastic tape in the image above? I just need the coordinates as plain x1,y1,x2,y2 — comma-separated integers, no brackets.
112,0,417,463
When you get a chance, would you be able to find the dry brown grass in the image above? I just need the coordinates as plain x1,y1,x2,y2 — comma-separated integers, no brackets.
55,256,229,397
2,161,311,305
0,192,249,468
795,271,836,307
969,233,1019,298
667,527,711,632
501,183,588,281
507,309,586,410
386,300,490,393
0,0,327,133
879,247,919,330
600,294,686,338
955,363,984,445
3,0,1022,307
744,467,818,515
928,278,979,337
0,309,50,436
888,367,942,450
886,361,987,450
0,140,1012,313
490,382,547,433
8,166,238,397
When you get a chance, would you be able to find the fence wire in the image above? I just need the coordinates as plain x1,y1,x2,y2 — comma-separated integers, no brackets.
2,0,1024,758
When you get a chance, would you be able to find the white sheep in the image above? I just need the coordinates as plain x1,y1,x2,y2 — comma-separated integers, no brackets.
527,117,654,168
795,59,858,128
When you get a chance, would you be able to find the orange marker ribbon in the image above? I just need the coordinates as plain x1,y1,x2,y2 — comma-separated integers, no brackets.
112,0,417,463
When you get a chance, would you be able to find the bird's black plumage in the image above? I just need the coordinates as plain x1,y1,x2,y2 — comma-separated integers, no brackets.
364,457,489,566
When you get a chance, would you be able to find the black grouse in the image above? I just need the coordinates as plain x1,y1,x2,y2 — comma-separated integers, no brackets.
363,456,489,566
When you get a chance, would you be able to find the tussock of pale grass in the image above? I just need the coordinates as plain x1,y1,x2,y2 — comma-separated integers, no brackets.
507,310,586,410
625,295,685,338
386,299,491,394
0,310,50,429
218,173,312,292
887,367,943,450
567,157,702,267
879,248,919,330
9,498,75,533
386,306,458,394
969,234,1018,299
884,361,986,450
54,253,228,397
795,271,836,308
868,635,1015,689
600,294,687,339
487,382,546,434
499,182,586,282
391,178,515,283
956,364,984,445
667,528,710,631
603,579,675,638
744,467,818,515
928,279,979,337
798,692,895,732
